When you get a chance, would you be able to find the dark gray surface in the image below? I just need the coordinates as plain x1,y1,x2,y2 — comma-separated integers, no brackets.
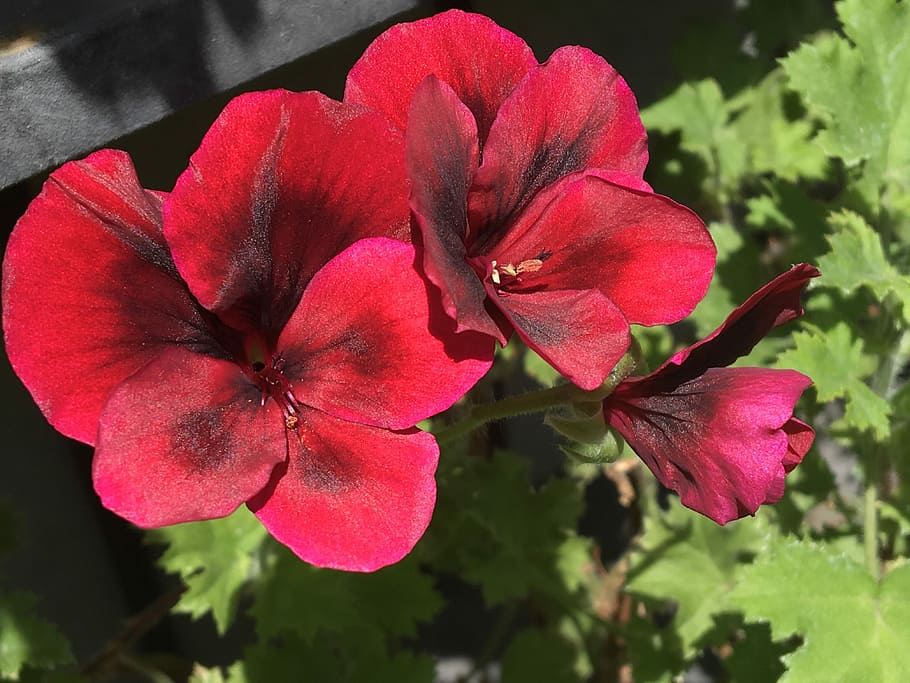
0,0,419,189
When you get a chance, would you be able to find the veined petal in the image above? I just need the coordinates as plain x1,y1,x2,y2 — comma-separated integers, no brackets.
345,9,536,142
407,76,501,340
496,288,629,390
2,150,218,445
664,263,821,375
469,46,648,238
93,348,286,527
488,173,715,326
249,409,438,572
164,90,409,341
278,238,493,430
605,367,814,524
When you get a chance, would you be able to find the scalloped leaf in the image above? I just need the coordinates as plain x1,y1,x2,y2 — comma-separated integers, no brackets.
149,507,267,634
728,538,910,682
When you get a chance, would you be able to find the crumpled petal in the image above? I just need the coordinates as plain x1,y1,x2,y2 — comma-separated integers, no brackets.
407,76,502,340
488,172,715,327
278,237,493,430
606,368,813,524
93,348,286,527
163,89,409,341
469,46,648,235
495,288,629,390
344,9,537,142
249,408,438,572
2,150,218,444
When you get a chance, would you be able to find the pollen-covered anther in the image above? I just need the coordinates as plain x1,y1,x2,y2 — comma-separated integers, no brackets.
490,258,545,285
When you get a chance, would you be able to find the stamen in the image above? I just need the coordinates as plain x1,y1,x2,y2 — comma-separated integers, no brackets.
490,256,547,286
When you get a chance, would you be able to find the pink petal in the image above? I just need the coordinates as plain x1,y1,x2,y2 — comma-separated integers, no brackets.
665,263,821,374
93,348,286,527
488,172,716,326
163,90,409,340
249,408,438,572
1,150,216,445
605,367,813,524
469,46,648,234
345,9,536,142
277,237,493,429
407,76,503,340
496,288,630,390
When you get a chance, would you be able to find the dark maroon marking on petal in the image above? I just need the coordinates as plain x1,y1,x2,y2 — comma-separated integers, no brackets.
471,134,587,253
407,76,501,339
172,409,233,472
275,238,493,429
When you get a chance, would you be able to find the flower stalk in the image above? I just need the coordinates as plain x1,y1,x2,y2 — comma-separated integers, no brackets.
434,349,638,447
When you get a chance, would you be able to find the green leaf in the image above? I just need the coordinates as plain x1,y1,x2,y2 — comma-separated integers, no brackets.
776,323,891,438
728,539,910,682
642,80,747,191
149,507,267,634
241,636,433,683
817,210,910,324
251,549,442,643
731,70,828,181
187,664,245,683
0,593,73,680
626,501,766,655
500,629,581,683
428,451,583,605
782,0,910,204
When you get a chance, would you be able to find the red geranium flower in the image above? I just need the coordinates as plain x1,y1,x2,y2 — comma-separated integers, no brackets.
602,264,820,524
345,10,717,389
2,91,492,571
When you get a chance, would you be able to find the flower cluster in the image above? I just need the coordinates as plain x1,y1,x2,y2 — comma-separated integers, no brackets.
2,10,816,571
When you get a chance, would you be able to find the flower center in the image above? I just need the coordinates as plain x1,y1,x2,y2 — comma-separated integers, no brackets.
252,356,301,430
487,250,552,289
245,334,300,430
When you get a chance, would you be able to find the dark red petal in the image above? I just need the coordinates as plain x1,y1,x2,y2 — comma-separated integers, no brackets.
407,76,502,340
664,263,821,376
496,287,630,390
249,409,438,572
489,172,715,326
469,46,648,236
277,238,493,429
605,367,812,524
2,150,217,445
163,90,409,341
92,348,286,527
345,9,536,142
780,418,814,474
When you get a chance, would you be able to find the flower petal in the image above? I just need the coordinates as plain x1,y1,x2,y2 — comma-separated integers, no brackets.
469,46,648,237
345,9,536,142
496,288,630,390
488,172,716,326
278,237,493,429
163,90,409,341
664,263,821,376
93,348,286,527
249,409,438,572
407,76,502,340
605,367,813,524
2,150,218,444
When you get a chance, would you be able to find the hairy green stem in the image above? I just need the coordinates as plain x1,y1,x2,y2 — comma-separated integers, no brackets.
434,351,638,448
